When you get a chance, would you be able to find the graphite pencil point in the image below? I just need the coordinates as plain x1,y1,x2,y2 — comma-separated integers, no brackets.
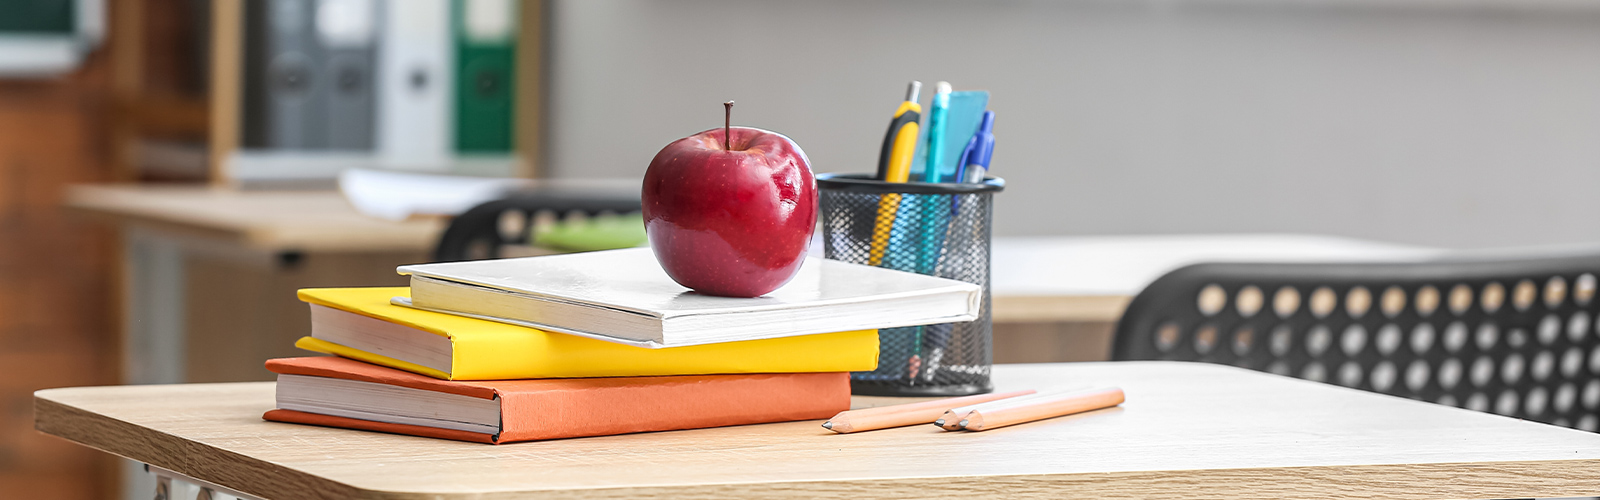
821,421,833,430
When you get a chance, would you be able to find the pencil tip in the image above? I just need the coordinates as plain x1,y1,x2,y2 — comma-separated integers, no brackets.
933,419,945,427
958,419,969,428
821,421,832,430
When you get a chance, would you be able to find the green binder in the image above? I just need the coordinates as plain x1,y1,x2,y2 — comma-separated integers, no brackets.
453,0,517,154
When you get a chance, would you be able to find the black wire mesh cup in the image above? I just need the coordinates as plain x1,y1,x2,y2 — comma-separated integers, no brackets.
816,173,1004,397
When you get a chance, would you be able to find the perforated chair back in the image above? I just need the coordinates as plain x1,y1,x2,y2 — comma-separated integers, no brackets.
1112,254,1600,431
433,193,642,262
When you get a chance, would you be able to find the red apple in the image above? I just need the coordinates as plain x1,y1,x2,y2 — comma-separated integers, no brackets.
642,103,817,297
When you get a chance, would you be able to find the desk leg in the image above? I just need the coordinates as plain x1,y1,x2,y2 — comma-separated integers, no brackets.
121,229,189,500
123,228,188,385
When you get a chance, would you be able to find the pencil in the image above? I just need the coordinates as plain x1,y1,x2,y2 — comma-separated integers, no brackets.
822,390,1035,434
934,389,1060,431
960,387,1124,432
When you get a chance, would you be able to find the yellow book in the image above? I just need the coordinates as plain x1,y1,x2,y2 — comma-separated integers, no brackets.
297,287,879,380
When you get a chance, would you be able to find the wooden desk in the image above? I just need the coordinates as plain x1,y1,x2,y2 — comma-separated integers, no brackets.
67,184,445,253
66,185,438,386
35,362,1600,499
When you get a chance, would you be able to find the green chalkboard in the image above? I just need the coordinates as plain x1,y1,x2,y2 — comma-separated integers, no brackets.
0,0,74,34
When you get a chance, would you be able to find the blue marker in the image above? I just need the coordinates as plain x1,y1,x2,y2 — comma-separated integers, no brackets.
921,82,953,184
915,82,954,275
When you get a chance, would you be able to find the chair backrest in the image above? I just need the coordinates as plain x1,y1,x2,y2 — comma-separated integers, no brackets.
433,192,642,262
1112,253,1600,432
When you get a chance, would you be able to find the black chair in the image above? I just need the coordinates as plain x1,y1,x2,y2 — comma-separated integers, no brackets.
1113,252,1600,432
434,192,642,262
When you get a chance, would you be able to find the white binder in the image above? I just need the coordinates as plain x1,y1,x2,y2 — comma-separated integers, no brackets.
377,0,453,170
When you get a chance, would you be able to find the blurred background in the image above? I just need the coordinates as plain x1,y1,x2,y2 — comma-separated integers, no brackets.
7,0,1600,497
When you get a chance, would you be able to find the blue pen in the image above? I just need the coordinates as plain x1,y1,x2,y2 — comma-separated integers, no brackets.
922,111,995,382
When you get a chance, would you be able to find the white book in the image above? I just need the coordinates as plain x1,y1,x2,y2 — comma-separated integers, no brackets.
377,0,452,170
396,248,982,348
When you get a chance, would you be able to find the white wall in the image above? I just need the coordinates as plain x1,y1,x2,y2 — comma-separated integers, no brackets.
542,0,1600,249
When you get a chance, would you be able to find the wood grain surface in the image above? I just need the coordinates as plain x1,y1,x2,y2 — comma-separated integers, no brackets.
34,362,1600,499
990,294,1130,323
65,185,445,253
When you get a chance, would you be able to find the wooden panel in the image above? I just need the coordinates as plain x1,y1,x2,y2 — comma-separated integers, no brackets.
992,294,1129,323
208,0,244,184
992,321,1115,363
514,0,545,178
65,186,446,253
33,362,1600,499
0,28,118,500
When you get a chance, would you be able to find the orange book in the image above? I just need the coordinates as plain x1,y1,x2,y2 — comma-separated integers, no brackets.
263,357,849,444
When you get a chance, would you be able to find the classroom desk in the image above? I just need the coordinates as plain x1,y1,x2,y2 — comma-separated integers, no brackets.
35,361,1600,499
67,185,442,386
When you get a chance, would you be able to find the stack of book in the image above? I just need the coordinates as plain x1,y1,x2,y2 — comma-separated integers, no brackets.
264,248,982,444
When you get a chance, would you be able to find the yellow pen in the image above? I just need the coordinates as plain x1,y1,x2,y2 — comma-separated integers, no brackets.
868,81,922,266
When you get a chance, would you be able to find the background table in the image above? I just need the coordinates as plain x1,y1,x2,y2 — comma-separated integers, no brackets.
68,184,1445,381
35,361,1600,499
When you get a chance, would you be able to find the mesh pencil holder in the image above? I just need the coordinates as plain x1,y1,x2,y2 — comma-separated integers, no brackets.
816,172,1004,397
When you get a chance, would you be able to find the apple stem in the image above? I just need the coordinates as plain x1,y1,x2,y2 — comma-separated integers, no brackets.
723,101,734,150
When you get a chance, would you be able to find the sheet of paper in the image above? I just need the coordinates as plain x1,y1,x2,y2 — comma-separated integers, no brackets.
339,168,523,221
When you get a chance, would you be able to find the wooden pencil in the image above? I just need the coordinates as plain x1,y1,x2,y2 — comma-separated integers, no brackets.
935,390,1056,431
960,387,1124,431
934,387,1094,430
822,390,1036,433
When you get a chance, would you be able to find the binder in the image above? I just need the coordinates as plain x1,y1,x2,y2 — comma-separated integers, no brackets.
243,0,328,149
452,0,516,154
377,0,453,169
318,0,378,150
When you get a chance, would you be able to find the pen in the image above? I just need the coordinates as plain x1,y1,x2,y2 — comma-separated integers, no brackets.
921,82,952,184
926,111,995,381
866,81,922,267
914,82,953,273
949,110,995,216
875,81,922,182
908,82,954,379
